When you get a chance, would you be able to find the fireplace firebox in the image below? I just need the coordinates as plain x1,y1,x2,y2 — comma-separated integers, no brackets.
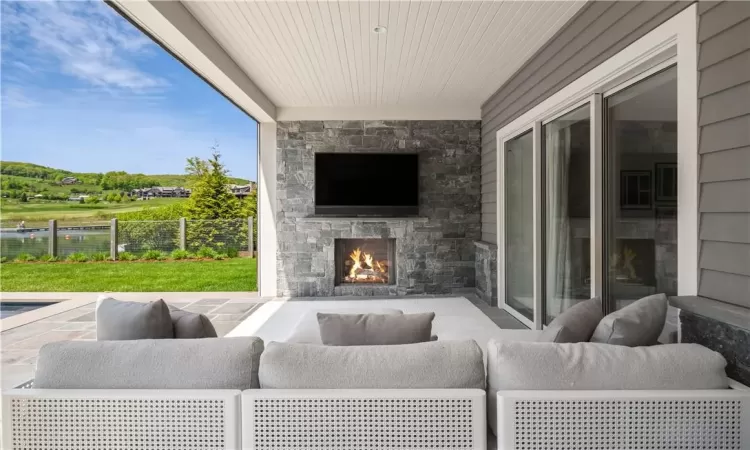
335,239,396,285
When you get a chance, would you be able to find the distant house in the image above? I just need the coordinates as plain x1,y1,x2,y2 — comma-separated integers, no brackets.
228,183,257,198
61,177,79,185
68,195,89,202
131,186,190,199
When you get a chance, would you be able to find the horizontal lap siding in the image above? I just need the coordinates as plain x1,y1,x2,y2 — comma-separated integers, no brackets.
698,1,750,309
479,1,690,245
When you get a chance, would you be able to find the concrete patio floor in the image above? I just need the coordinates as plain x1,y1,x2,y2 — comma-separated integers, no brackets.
0,292,523,389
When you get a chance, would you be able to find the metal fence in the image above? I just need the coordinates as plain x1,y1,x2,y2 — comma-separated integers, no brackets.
0,218,254,261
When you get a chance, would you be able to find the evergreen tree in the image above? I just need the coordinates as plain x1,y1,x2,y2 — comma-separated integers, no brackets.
184,149,242,219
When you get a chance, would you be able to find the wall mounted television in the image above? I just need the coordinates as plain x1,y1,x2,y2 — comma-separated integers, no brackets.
315,153,419,216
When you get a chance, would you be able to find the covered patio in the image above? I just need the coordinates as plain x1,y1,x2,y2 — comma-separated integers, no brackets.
2,1,749,449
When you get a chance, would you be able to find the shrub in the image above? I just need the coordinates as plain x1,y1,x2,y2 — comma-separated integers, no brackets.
0,256,8,264
15,253,35,262
38,254,58,262
90,252,109,261
141,249,167,260
226,247,239,258
118,251,137,261
195,246,217,259
213,253,227,260
170,249,191,260
67,252,89,262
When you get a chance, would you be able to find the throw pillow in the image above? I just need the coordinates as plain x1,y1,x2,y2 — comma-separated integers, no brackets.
317,312,435,346
590,293,668,346
168,304,218,339
538,297,603,343
96,297,174,340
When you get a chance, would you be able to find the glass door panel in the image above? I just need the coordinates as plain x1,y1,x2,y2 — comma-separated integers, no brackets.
542,105,591,324
504,130,534,321
604,66,678,310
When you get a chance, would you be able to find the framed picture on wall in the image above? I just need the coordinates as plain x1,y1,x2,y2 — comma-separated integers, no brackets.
620,170,652,210
655,162,678,203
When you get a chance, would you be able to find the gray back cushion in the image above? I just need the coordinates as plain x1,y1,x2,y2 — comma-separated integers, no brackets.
34,337,264,390
539,297,603,343
590,293,668,346
285,308,402,344
168,305,217,339
485,340,727,437
96,297,174,340
317,312,435,346
260,340,485,389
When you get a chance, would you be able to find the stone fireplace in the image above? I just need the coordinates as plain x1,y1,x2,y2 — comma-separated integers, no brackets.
335,238,396,286
275,120,481,297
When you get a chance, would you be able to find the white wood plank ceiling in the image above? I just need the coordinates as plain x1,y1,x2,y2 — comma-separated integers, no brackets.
183,1,585,113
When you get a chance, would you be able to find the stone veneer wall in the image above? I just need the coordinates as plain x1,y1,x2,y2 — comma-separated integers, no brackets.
474,241,498,306
276,120,481,297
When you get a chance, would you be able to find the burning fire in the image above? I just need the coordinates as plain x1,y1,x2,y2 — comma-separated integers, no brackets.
346,247,389,283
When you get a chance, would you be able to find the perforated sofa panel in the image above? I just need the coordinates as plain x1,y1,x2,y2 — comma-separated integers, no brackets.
243,389,487,450
2,389,241,450
496,390,750,450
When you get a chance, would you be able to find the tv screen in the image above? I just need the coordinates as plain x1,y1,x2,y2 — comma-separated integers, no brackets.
315,153,419,216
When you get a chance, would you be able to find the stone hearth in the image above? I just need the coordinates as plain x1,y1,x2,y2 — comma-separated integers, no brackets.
276,120,481,297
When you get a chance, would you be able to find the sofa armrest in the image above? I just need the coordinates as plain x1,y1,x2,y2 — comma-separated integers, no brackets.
2,389,242,450
495,390,750,450
243,389,487,450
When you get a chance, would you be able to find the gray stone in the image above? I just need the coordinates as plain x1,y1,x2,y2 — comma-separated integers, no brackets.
275,120,481,297
474,241,498,306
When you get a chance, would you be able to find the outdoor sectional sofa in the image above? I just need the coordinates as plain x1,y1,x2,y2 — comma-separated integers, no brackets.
3,334,749,450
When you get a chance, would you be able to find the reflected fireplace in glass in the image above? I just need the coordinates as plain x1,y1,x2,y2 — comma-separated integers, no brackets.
335,239,396,285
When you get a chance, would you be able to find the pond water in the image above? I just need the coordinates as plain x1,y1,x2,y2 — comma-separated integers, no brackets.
0,228,111,260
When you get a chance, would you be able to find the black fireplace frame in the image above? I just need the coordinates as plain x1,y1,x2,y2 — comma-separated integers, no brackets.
334,238,397,286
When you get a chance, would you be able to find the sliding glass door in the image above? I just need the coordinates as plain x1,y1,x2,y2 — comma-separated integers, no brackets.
542,105,591,324
504,130,535,322
604,66,678,311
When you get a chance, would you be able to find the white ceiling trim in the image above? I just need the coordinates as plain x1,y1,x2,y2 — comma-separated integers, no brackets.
109,0,276,122
277,105,481,121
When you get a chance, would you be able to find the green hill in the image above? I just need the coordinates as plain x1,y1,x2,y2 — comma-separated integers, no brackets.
0,161,251,197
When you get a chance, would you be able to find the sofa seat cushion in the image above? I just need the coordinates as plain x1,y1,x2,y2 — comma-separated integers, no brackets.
259,340,485,389
285,308,403,344
168,304,217,339
485,340,728,437
34,337,264,390
96,297,174,340
317,312,435,346
539,297,602,343
590,293,668,346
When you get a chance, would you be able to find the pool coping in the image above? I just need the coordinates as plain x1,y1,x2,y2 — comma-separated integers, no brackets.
0,292,261,332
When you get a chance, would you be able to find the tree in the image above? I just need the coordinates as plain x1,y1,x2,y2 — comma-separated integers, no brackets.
19,192,28,203
184,148,242,220
85,195,100,204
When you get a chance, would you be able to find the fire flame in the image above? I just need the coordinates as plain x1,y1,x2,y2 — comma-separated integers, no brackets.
347,247,388,283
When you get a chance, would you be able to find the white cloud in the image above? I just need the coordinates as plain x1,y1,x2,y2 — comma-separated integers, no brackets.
1,86,38,109
1,0,167,93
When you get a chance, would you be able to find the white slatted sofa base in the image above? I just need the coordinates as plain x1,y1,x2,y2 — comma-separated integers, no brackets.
496,390,750,450
2,389,241,450
243,389,487,450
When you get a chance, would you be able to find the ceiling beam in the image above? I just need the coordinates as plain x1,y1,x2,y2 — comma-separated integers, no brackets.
109,0,276,123
277,105,481,121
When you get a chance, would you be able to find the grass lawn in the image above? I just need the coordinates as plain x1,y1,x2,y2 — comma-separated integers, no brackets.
1,198,184,227
0,258,257,292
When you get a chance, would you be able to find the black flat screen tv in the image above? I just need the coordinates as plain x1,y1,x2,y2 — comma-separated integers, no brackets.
315,153,419,216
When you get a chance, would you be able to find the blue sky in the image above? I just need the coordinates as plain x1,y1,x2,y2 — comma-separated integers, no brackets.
1,0,258,181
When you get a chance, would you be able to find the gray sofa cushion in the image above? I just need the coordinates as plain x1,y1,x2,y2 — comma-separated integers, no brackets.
168,305,217,339
259,340,485,389
34,337,264,390
485,340,728,437
539,297,603,343
96,297,174,340
285,308,403,344
317,312,435,346
590,293,668,346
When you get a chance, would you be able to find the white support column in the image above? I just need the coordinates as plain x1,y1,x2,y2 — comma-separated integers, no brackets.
258,122,278,297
